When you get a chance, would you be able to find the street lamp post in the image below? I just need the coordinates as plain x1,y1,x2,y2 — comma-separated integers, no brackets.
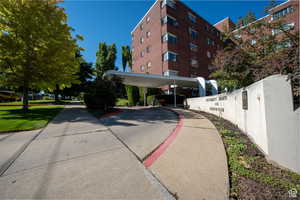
173,79,176,108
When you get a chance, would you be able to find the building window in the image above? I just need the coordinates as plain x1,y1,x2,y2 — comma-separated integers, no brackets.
140,65,145,72
207,38,212,45
276,40,292,49
146,45,151,53
163,51,177,62
147,61,152,68
146,16,150,23
161,0,176,9
132,48,134,52
234,34,241,39
272,22,295,35
190,59,198,68
272,5,294,20
162,33,177,43
188,12,196,23
189,27,198,40
140,50,145,57
146,31,151,38
189,43,198,52
251,39,257,45
207,51,211,58
140,37,144,44
162,15,178,26
140,24,144,30
282,22,295,31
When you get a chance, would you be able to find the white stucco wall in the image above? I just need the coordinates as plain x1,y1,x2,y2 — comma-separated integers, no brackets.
187,75,300,173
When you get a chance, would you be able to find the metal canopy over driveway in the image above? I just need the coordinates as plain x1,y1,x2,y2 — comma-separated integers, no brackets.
104,70,199,88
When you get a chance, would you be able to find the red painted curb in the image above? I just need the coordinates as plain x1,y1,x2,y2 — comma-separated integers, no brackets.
143,113,184,167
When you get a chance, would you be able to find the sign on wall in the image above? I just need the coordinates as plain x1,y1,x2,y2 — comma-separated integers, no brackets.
242,90,248,110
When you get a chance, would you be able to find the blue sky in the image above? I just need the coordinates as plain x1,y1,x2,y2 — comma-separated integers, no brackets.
62,0,283,70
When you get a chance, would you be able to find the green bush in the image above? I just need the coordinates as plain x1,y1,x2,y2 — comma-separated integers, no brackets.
84,79,116,110
116,98,128,106
147,95,160,106
125,85,139,106
138,87,145,105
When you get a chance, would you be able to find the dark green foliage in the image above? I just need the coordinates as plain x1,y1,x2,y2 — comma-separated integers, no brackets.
264,0,278,14
125,85,139,106
147,88,162,96
95,42,116,77
121,45,132,72
147,95,159,106
83,79,116,110
60,54,94,99
138,87,145,105
236,11,257,28
211,46,254,92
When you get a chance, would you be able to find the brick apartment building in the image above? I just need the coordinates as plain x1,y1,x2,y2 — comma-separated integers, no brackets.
131,0,299,81
131,0,224,79
215,0,299,41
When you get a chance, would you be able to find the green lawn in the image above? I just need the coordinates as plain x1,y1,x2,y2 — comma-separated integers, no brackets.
0,105,63,133
116,98,128,106
0,100,72,105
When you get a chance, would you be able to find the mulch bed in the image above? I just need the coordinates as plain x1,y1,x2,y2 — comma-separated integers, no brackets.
191,110,300,200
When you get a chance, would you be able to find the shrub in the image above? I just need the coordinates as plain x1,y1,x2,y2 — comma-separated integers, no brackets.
84,79,116,110
125,85,139,106
146,95,159,106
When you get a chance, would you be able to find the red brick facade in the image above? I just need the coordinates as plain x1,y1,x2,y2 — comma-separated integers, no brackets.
131,0,299,80
216,0,299,39
214,17,236,33
131,0,224,79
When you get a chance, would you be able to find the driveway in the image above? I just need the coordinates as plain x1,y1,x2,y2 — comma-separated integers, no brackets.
0,105,177,199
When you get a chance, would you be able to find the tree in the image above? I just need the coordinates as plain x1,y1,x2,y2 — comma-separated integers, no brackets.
243,11,256,26
211,9,299,94
236,17,244,29
61,55,94,98
211,46,254,91
121,45,132,72
0,0,82,111
264,0,278,14
121,46,128,72
236,11,256,29
95,42,117,77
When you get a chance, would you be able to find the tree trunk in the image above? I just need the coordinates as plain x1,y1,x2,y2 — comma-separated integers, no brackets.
22,83,29,112
54,84,59,102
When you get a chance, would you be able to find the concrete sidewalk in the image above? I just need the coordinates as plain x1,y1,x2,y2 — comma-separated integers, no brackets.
0,105,174,199
149,108,229,200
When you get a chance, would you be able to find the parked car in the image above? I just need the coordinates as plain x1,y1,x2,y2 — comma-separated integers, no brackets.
0,91,21,102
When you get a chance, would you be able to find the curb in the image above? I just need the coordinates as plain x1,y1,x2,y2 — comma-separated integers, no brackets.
143,109,184,167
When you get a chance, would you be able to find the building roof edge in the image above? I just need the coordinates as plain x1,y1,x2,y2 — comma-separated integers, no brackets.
130,0,159,35
213,17,230,26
